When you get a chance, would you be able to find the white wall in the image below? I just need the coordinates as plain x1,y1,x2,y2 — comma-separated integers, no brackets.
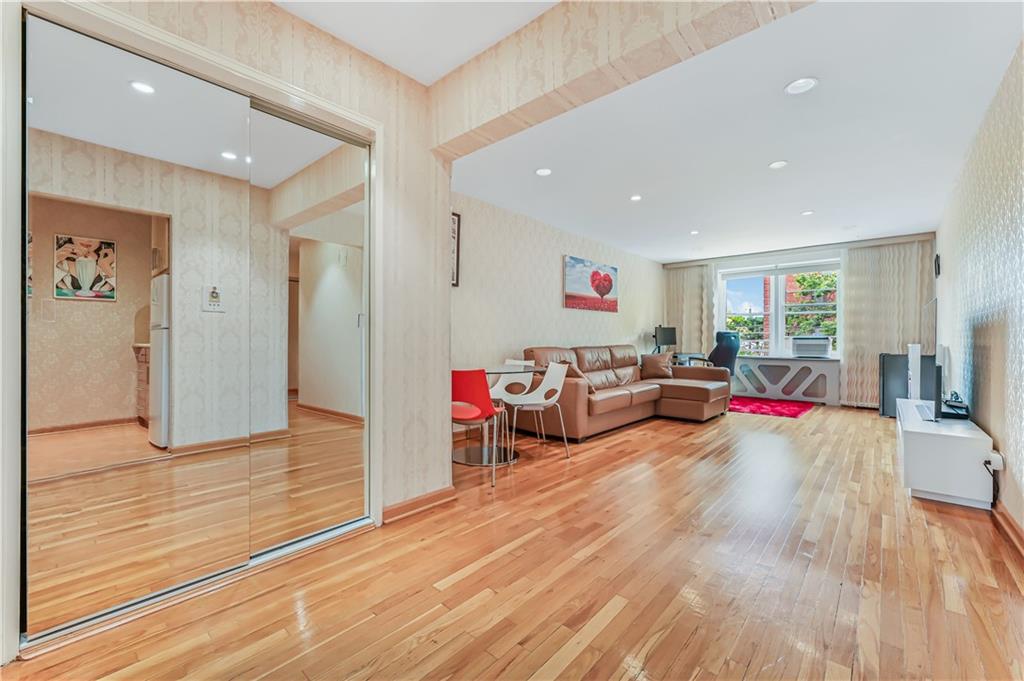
298,239,364,417
450,192,666,369
936,43,1023,530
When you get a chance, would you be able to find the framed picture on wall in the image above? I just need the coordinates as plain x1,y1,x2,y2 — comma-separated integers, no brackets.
564,255,618,313
53,234,117,301
450,212,461,287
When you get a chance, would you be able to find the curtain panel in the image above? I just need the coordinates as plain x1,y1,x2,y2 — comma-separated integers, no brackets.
665,264,716,355
841,239,935,407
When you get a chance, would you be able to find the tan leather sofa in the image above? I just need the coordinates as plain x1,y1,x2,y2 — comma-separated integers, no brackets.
518,344,730,441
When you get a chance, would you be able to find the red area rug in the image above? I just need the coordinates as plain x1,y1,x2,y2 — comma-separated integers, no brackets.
729,396,814,418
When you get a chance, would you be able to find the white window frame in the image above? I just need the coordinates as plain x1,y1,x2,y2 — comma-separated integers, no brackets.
718,260,840,359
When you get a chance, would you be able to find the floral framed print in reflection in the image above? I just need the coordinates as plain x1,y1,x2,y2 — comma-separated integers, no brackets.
54,234,117,301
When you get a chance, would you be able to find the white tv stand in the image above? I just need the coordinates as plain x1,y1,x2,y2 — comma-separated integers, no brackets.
896,398,994,509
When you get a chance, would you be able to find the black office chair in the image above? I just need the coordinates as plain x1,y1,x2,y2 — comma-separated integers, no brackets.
690,331,741,375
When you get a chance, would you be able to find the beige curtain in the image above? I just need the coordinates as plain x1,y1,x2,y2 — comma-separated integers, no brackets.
665,264,716,355
841,239,935,407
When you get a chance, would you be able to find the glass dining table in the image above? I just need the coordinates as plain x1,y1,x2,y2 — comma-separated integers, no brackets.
452,365,545,467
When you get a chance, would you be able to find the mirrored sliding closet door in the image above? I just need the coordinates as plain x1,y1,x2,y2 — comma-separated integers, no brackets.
248,109,370,555
23,15,372,639
23,16,254,636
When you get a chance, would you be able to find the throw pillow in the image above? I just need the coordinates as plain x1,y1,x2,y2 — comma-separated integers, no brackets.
641,352,673,379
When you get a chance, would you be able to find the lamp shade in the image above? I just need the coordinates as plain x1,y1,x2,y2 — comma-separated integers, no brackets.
654,326,677,346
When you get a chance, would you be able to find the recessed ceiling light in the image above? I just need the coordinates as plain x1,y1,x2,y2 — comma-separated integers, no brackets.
768,160,788,170
690,230,700,235
801,210,815,216
784,77,818,95
221,151,237,160
535,168,552,177
130,81,155,94
245,156,252,164
630,195,642,202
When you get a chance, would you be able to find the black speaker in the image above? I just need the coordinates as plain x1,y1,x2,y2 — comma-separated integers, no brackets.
934,254,941,277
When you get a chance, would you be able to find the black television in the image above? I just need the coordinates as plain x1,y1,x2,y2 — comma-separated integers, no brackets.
654,326,676,353
932,361,943,421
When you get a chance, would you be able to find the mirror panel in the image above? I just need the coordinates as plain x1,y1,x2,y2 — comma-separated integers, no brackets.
24,17,251,634
248,109,369,554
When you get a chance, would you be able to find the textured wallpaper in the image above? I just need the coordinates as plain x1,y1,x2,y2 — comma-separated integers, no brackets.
937,44,1024,528
26,196,151,431
249,187,289,435
29,130,256,447
450,192,666,369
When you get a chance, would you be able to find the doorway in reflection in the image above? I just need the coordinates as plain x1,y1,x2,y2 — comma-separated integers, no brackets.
248,109,369,554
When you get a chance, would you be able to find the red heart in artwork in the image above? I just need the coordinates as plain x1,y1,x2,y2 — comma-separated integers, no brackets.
590,271,613,298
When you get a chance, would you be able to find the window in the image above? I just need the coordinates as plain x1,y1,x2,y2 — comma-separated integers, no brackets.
781,271,838,355
721,266,839,357
724,275,771,357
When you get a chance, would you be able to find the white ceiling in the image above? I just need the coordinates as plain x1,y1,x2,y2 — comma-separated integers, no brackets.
27,17,344,190
276,1,556,85
452,2,1023,264
250,110,343,188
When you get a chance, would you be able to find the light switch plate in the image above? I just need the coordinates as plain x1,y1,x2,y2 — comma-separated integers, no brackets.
202,285,225,313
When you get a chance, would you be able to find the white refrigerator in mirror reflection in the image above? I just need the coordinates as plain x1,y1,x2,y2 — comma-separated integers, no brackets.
149,274,170,448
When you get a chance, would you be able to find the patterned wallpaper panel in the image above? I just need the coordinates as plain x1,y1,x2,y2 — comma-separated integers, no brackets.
249,187,289,435
937,43,1023,527
26,196,152,431
29,130,257,447
450,193,666,370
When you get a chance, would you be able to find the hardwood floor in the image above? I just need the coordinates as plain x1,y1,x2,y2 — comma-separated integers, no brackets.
27,422,163,481
26,446,251,635
11,406,1023,680
250,404,365,553
26,404,365,635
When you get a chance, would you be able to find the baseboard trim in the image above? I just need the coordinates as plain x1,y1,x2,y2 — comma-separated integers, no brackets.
382,486,457,524
296,402,364,424
27,417,138,436
993,500,1024,563
168,436,250,456
251,428,290,443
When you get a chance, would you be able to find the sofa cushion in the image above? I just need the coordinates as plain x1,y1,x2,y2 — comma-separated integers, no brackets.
613,365,640,386
623,382,660,405
640,353,673,379
524,346,576,367
645,378,730,402
609,345,638,368
575,346,612,372
588,387,632,415
585,369,620,392
561,361,595,394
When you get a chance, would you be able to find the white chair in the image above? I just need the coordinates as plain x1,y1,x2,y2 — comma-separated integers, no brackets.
490,359,534,402
489,359,534,458
504,362,571,459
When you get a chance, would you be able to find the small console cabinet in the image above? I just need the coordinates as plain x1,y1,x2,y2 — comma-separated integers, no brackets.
896,398,994,509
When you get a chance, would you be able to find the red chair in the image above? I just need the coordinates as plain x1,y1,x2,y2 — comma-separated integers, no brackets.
452,369,508,487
